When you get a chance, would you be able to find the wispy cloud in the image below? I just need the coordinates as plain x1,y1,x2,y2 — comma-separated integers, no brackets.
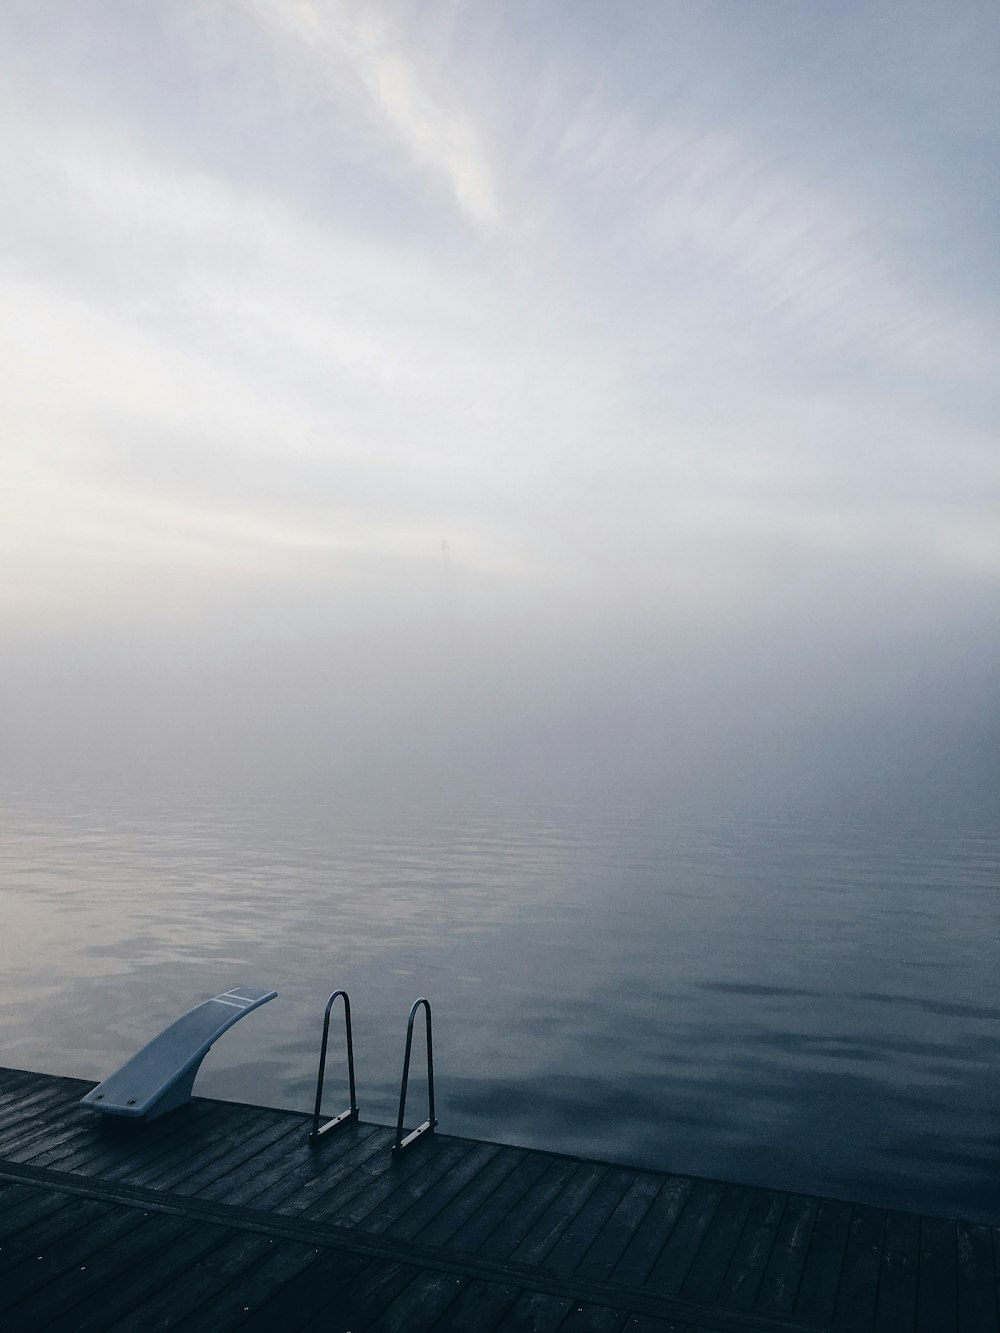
0,0,997,803
543,103,999,383
1,6,996,604
245,0,504,234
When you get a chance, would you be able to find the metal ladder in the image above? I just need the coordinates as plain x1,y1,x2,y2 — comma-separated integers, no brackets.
309,992,437,1156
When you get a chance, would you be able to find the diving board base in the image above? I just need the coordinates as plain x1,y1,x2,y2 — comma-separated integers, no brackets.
81,986,277,1121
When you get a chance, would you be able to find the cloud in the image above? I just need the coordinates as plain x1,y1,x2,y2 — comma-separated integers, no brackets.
1,4,996,654
244,0,504,234
0,2,996,817
540,100,1000,386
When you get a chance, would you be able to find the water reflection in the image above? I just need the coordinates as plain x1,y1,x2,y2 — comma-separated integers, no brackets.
1,790,997,1222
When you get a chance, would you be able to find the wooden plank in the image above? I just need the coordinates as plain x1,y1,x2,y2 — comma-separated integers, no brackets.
0,1179,67,1226
8,1068,1000,1333
7,1072,92,1096
120,1236,323,1333
507,1162,608,1266
625,1318,704,1332
234,1247,374,1333
577,1173,665,1283
715,1189,787,1312
5,1118,107,1173
28,1102,224,1180
108,1106,276,1189
0,1069,42,1098
0,1069,70,1102
0,1091,62,1140
689,1325,751,1333
0,1193,114,1278
0,1178,31,1215
190,1112,348,1193
16,1102,215,1175
0,1108,74,1154
365,1141,501,1238
0,1066,49,1084
557,1299,630,1331
614,1318,689,1333
0,1189,87,1246
440,1150,555,1255
0,1088,89,1156
752,1194,818,1318
790,1196,852,1328
543,1168,637,1275
159,1106,296,1171
186,1130,322,1215
266,1126,393,1218
301,1134,467,1226
645,1180,726,1294
680,1184,756,1306
160,1116,306,1197
229,1124,393,1212
917,1215,958,1333
183,1119,341,1200
0,1080,75,1134
297,1258,416,1333
27,1216,227,1333
324,1138,475,1231
337,1138,480,1234
392,1145,526,1245
611,1177,696,1287
23,1106,217,1179
637,1316,733,1332
492,1289,574,1331
471,1157,579,1260
0,1208,203,1321
957,1221,998,1333
0,1205,165,1306
11,1076,90,1113
48,1129,205,1187
100,1229,282,1331
0,1093,67,1136
363,1268,469,1331
424,1275,522,1331
832,1203,888,1332
872,1209,920,1333
0,1155,821,1327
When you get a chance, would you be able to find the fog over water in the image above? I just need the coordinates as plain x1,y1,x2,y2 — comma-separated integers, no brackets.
1,1,998,1219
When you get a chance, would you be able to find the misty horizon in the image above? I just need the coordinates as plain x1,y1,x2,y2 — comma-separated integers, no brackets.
1,1,997,821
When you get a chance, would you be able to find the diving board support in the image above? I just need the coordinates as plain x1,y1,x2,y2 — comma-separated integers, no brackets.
80,986,277,1121
309,989,359,1144
392,996,437,1156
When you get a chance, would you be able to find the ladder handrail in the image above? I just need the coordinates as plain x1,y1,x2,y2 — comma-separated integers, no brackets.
392,997,437,1155
309,989,359,1144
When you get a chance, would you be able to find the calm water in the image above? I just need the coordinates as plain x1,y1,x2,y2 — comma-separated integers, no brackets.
1,790,998,1222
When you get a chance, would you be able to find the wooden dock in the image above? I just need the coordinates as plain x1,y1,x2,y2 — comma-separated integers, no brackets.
0,1067,996,1331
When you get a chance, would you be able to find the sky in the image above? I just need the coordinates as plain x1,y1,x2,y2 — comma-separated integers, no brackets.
1,0,997,815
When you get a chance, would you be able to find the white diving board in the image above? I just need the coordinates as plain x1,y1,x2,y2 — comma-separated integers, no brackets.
80,986,277,1120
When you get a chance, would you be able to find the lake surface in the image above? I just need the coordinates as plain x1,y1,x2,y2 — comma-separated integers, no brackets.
1,788,997,1222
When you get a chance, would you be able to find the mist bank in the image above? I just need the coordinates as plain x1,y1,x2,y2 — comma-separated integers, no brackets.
3,549,996,826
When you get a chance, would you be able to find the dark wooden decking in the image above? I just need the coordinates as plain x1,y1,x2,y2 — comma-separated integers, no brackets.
0,1068,996,1332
